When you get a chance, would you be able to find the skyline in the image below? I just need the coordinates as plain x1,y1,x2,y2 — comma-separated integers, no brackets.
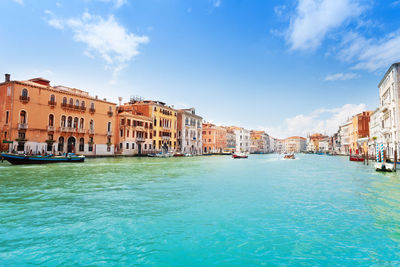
1,0,400,138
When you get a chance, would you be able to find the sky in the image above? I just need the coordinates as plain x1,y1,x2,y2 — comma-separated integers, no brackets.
1,0,400,138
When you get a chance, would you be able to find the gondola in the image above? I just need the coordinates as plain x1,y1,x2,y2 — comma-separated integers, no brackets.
1,153,85,165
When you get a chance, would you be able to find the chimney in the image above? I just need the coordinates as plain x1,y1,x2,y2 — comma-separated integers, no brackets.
5,74,10,83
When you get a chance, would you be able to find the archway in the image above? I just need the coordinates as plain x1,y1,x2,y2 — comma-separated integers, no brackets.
67,136,76,153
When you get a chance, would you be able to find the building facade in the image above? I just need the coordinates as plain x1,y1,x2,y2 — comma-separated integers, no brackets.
202,123,227,154
339,120,352,155
130,100,177,153
250,130,269,153
228,127,250,153
114,110,154,156
284,136,306,153
0,75,116,155
177,108,202,155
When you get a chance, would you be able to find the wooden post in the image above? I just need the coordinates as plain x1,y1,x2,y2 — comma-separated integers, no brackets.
366,147,369,165
395,147,397,170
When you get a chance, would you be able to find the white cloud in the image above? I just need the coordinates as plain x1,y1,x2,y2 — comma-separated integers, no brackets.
44,10,64,29
212,0,221,7
339,31,400,71
287,0,364,51
259,103,366,138
324,72,359,81
98,0,127,9
44,11,149,80
12,0,23,5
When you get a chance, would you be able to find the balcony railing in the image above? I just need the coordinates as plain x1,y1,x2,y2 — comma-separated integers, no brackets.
18,123,28,130
78,128,86,133
136,136,145,142
19,95,30,103
47,126,55,132
59,126,74,132
48,101,56,107
88,128,95,134
107,111,113,117
89,108,96,113
107,130,113,136
162,135,171,140
80,106,86,111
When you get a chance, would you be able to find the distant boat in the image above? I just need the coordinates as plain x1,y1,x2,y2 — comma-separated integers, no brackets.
232,152,248,159
1,153,85,165
284,153,295,159
349,155,364,162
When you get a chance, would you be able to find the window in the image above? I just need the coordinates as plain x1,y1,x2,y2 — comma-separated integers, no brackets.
126,143,129,149
108,122,112,132
91,102,95,110
73,117,78,128
120,129,123,137
58,137,64,152
144,144,147,150
88,137,93,152
80,118,84,129
5,111,9,124
49,114,54,126
21,88,28,98
69,98,74,106
61,116,66,127
75,100,80,107
132,143,135,149
120,143,123,149
81,101,85,108
89,120,94,130
62,97,67,105
79,138,84,152
67,116,72,127
20,110,27,124
50,94,55,103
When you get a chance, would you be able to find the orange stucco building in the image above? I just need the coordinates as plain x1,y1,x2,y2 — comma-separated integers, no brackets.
0,74,117,155
202,123,227,154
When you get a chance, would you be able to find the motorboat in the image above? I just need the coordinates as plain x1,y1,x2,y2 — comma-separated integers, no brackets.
349,155,364,162
375,162,395,172
284,153,295,159
232,152,248,159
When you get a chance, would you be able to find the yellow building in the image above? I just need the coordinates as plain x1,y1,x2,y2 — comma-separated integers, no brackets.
128,100,177,152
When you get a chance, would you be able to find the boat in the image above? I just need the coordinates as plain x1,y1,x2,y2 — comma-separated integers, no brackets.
184,153,193,157
147,153,156,157
375,162,395,172
1,153,85,165
349,155,364,162
284,153,295,159
173,153,185,157
155,152,173,158
232,152,248,159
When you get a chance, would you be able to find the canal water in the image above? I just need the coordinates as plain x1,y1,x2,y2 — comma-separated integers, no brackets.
0,154,400,265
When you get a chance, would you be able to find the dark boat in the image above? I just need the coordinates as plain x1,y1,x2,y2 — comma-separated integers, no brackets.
349,155,364,162
1,153,85,165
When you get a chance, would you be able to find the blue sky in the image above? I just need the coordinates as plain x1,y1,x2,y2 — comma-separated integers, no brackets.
1,0,400,138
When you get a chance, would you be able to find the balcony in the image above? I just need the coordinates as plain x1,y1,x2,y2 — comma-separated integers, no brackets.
74,105,80,110
19,95,30,103
107,111,113,117
48,101,56,107
59,126,74,132
88,128,95,134
47,126,55,132
89,108,96,114
136,136,145,142
61,102,68,108
162,135,171,140
18,123,28,130
80,106,86,111
107,130,113,136
78,128,86,133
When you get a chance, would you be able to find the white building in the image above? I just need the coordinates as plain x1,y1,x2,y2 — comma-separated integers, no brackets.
177,108,203,155
339,120,352,155
375,63,400,160
233,127,250,153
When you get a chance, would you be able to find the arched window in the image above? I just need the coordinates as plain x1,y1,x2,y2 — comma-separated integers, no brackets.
69,98,74,106
81,101,85,108
79,138,84,152
61,115,66,127
20,110,27,124
62,97,67,105
67,116,72,127
73,117,78,128
49,114,54,126
107,122,111,132
89,119,94,130
75,99,79,107
90,102,95,109
80,118,84,129
50,94,55,103
21,88,28,98
109,106,112,112
58,136,64,152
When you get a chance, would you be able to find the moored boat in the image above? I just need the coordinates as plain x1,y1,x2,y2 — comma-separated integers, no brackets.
349,155,364,162
232,152,248,159
1,153,85,165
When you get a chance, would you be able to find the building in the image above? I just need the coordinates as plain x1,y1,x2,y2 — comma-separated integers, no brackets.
275,139,285,153
114,107,154,156
351,111,371,155
0,74,116,155
306,133,328,153
224,127,236,154
177,108,202,155
228,126,250,153
202,123,227,154
250,130,269,153
368,108,381,157
129,100,177,153
284,136,306,153
374,63,400,160
269,136,276,153
339,120,352,155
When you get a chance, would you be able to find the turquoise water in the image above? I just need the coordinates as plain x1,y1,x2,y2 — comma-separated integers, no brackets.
1,154,400,265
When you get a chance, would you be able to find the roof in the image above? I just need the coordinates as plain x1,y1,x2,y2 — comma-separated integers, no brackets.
118,111,152,121
378,62,400,88
285,136,306,140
